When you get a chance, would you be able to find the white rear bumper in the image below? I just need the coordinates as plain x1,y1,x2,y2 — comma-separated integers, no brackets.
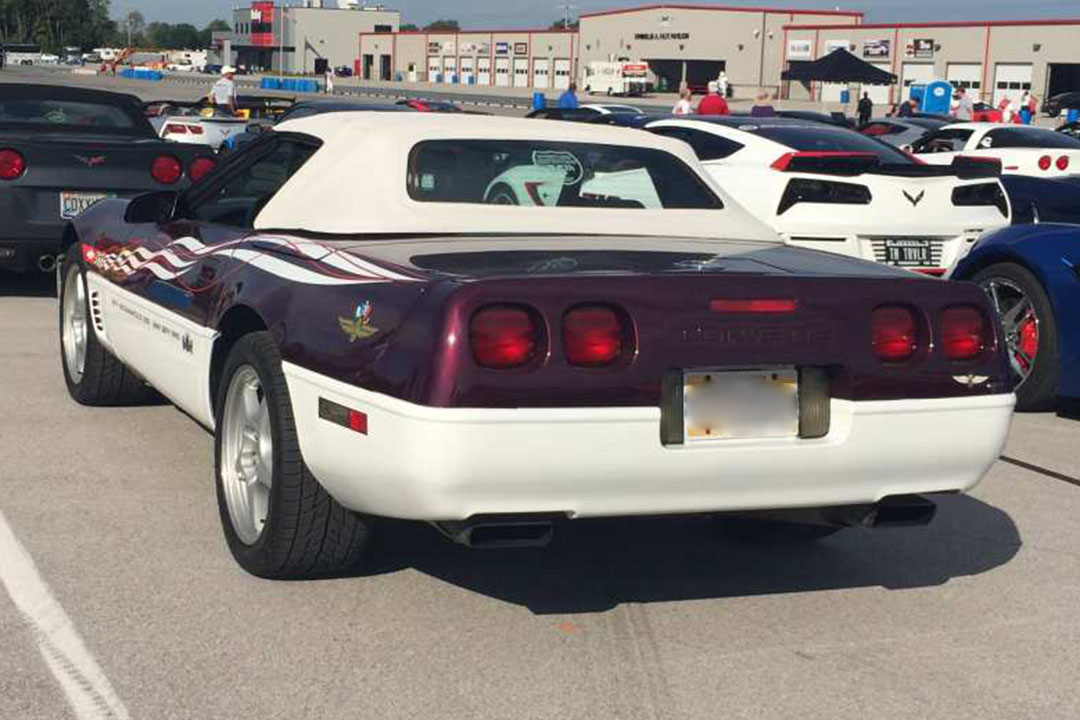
283,363,1015,521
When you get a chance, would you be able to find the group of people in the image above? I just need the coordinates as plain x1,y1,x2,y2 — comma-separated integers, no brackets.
671,80,776,117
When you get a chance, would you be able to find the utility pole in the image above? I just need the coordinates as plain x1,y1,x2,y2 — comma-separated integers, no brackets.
556,2,577,30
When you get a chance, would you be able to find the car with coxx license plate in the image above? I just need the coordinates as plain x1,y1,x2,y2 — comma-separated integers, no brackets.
0,83,217,274
57,113,1015,578
951,223,1080,411
644,116,1011,275
911,122,1080,177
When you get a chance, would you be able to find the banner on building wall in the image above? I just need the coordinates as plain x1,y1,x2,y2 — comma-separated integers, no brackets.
824,39,850,54
906,38,934,59
513,42,528,55
787,39,812,59
250,2,274,48
427,42,440,54
863,39,890,58
495,42,509,55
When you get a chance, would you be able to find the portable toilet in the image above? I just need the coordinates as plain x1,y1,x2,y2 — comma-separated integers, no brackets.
921,80,952,115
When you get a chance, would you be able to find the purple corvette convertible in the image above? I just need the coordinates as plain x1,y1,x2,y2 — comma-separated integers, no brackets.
58,113,1015,578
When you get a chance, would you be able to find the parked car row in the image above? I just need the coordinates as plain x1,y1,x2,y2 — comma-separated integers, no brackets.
4,81,1077,580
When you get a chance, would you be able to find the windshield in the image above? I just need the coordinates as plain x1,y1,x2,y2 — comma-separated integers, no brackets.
407,139,722,210
979,127,1080,150
741,124,913,163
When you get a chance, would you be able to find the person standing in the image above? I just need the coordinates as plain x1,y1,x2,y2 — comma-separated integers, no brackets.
749,89,775,117
697,81,729,115
857,91,873,126
208,66,238,116
954,87,973,121
897,98,915,117
325,68,335,95
717,71,729,98
672,87,693,115
558,82,579,109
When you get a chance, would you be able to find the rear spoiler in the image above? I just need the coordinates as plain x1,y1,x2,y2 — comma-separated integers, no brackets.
949,155,1002,179
771,151,1002,180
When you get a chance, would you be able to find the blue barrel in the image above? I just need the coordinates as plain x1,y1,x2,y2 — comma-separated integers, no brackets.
532,91,546,110
261,77,280,90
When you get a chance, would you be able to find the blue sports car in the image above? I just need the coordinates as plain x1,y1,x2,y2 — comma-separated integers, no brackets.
953,224,1080,411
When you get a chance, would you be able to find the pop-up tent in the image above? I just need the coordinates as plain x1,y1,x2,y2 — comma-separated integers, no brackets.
782,49,897,85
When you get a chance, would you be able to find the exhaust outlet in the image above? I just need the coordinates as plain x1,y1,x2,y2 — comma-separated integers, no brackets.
38,254,57,273
433,514,560,549
863,494,937,528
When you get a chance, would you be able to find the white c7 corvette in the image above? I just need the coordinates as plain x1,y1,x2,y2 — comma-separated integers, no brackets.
910,122,1080,177
647,117,1012,275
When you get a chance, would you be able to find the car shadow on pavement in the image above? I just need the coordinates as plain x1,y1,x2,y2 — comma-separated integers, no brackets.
359,494,1020,614
0,270,56,298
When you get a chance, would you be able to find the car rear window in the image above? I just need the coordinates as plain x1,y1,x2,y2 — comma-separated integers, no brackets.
980,127,1080,149
406,140,722,210
911,128,974,154
648,126,744,161
0,99,142,131
739,124,912,163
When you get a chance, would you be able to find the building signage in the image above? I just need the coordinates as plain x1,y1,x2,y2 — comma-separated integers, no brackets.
633,32,690,41
427,42,440,55
787,39,812,59
250,1,274,48
824,39,850,54
863,39,890,58
495,42,509,55
513,42,528,55
907,38,934,58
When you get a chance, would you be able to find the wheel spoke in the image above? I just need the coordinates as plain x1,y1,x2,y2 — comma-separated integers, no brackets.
241,381,261,425
1002,297,1032,329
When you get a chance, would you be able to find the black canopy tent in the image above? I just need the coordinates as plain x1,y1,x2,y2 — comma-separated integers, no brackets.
782,49,897,85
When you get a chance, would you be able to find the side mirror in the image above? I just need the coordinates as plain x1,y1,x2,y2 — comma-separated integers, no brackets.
124,191,179,224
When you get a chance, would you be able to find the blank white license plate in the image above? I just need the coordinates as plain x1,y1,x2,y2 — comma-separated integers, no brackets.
60,191,111,220
683,368,798,442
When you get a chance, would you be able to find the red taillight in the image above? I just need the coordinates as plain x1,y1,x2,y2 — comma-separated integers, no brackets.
1038,155,1052,171
0,148,26,180
470,305,540,369
710,298,798,313
163,123,188,135
563,305,624,366
188,157,216,183
941,306,986,361
151,155,183,185
1057,155,1070,171
871,305,919,362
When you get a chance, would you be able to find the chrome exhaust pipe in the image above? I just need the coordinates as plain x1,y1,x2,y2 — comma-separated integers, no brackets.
433,513,560,549
38,254,57,273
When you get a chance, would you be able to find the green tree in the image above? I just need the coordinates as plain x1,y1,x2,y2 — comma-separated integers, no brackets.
422,19,459,32
399,23,418,32
198,18,231,48
550,19,579,30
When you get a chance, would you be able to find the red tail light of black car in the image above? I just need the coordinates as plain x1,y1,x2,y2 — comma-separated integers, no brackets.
871,305,919,362
151,155,183,185
941,305,987,361
189,157,217,183
470,304,543,369
562,304,630,367
0,148,26,180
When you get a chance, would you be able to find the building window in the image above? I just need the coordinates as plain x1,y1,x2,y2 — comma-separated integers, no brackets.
374,24,392,33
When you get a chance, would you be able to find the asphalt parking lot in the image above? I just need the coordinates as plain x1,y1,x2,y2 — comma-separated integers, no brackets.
2,68,1080,720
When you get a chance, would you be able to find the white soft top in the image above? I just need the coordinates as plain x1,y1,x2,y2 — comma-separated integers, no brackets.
255,112,778,242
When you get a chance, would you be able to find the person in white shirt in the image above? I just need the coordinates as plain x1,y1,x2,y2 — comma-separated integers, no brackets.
718,71,729,98
325,68,335,94
208,66,238,116
672,87,693,115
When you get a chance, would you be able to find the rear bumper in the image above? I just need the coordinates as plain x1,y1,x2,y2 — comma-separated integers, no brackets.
782,232,983,273
283,362,1015,521
0,222,65,272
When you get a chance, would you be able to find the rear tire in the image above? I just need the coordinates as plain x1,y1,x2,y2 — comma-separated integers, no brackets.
59,246,155,406
713,515,841,544
214,331,370,578
485,182,520,205
971,262,1059,411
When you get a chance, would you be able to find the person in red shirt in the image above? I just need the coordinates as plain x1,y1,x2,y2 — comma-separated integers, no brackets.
697,81,730,115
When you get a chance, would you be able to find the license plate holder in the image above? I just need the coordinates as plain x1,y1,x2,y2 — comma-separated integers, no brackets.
882,238,932,266
60,191,112,220
682,368,799,443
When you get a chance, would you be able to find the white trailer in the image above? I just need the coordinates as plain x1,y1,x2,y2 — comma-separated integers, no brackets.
581,60,651,96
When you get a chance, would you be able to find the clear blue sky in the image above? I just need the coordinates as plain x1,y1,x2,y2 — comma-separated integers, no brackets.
115,0,1080,27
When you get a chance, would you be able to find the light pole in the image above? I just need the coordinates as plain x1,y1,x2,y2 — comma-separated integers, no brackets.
556,2,577,30
279,3,287,76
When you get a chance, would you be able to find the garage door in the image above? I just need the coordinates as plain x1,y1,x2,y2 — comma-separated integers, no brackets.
427,56,441,83
513,57,530,88
901,62,935,100
553,58,571,89
443,56,457,84
865,63,891,105
533,58,550,89
994,63,1032,106
460,57,474,85
495,57,510,87
947,62,983,100
478,57,492,85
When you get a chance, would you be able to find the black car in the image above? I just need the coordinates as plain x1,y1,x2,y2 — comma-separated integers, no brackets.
0,84,217,273
220,99,410,154
1042,91,1080,118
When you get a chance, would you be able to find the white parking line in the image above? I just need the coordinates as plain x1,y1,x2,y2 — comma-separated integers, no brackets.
0,510,131,720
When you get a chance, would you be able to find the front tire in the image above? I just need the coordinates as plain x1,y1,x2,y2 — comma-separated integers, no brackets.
214,331,370,578
59,246,155,406
972,262,1059,411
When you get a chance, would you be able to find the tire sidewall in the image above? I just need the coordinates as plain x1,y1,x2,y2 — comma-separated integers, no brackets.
58,247,93,402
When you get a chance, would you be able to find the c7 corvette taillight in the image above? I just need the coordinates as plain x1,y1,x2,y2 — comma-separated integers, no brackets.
0,148,26,180
562,305,626,366
470,305,542,369
941,305,987,361
871,305,919,362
